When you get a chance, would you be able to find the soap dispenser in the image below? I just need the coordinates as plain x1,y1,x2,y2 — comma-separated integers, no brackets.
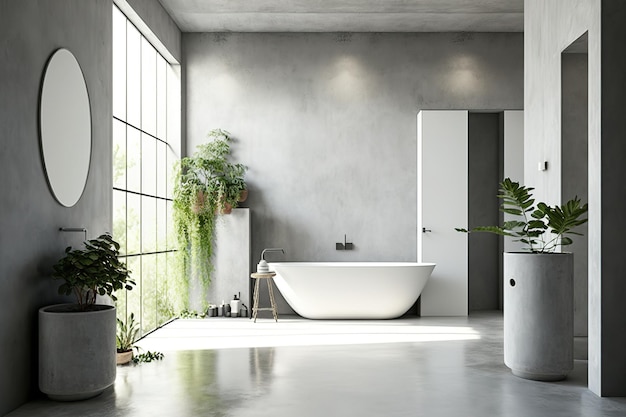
257,259,269,273
257,248,285,272
230,293,241,317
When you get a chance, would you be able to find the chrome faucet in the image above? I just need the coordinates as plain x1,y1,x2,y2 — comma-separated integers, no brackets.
261,248,285,260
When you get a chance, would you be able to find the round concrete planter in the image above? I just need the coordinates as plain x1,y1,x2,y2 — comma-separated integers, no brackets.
503,252,573,381
39,304,116,401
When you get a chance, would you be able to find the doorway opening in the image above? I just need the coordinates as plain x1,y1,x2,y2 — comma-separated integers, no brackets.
561,32,589,360
468,112,501,312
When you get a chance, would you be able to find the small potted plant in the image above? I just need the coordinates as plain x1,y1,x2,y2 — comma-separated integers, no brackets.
39,233,134,400
221,161,248,210
116,312,139,365
457,178,587,381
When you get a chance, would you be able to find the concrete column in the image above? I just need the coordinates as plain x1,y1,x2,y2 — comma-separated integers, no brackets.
596,0,626,396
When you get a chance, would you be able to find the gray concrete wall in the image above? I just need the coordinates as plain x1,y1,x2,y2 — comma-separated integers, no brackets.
468,112,501,311
0,1,112,413
184,32,524,313
598,0,626,396
562,53,588,337
526,0,626,396
0,1,180,413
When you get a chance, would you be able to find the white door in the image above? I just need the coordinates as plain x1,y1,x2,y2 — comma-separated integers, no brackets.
503,110,525,253
417,110,468,316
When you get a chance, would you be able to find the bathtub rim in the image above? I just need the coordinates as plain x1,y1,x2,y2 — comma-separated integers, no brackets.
268,262,436,268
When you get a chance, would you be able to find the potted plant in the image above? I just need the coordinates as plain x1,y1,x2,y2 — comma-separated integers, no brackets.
39,233,134,400
116,312,139,365
457,178,587,381
172,129,247,310
224,162,249,205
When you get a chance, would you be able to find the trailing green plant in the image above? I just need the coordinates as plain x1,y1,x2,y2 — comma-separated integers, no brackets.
178,308,205,319
132,350,164,363
172,129,247,311
456,178,588,253
52,233,134,311
117,312,140,353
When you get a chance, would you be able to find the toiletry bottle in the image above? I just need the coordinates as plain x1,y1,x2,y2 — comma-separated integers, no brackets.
230,294,241,318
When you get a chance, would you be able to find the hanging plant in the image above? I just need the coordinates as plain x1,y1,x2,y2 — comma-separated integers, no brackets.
172,129,247,311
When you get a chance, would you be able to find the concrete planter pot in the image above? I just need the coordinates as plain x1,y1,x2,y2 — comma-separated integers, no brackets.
503,252,573,381
39,304,116,401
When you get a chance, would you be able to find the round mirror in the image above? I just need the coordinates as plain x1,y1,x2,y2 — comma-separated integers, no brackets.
40,48,92,207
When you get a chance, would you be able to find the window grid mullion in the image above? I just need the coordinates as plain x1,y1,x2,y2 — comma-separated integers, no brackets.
138,33,144,337
114,4,178,338
154,50,159,330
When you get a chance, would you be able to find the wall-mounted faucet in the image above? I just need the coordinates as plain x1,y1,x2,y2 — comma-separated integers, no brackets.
336,234,353,250
257,248,285,272
261,248,285,260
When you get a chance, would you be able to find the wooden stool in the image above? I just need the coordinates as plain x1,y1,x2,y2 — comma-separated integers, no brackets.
251,272,279,322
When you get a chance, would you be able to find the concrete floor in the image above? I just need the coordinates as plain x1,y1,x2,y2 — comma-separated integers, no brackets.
8,312,626,416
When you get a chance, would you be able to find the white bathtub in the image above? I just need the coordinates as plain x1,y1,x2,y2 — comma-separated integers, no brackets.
268,262,435,319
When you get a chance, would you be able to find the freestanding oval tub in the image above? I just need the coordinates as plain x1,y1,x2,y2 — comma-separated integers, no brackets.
268,262,435,319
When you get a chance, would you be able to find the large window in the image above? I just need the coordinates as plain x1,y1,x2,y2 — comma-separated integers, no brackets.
112,5,180,336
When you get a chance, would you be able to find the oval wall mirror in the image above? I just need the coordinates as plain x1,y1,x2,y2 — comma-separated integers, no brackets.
40,48,92,207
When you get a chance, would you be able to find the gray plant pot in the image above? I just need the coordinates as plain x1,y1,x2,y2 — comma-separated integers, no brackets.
503,252,573,381
39,304,116,401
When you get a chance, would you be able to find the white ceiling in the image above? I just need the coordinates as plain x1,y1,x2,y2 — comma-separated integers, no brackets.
158,0,524,33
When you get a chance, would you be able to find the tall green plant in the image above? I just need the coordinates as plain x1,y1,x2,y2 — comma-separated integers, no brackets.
456,178,588,253
172,129,247,310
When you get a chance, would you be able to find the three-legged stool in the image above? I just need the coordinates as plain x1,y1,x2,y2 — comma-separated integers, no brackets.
250,272,278,322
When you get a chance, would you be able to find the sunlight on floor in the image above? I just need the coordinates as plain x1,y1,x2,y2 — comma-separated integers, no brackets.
137,318,481,351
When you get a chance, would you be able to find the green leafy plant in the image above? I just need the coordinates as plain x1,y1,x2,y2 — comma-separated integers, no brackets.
133,350,164,363
178,308,206,319
116,313,164,363
172,129,247,310
117,312,140,353
456,178,588,253
52,233,134,311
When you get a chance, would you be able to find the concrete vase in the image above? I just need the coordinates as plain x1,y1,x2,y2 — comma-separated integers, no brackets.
503,252,573,381
39,304,116,401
